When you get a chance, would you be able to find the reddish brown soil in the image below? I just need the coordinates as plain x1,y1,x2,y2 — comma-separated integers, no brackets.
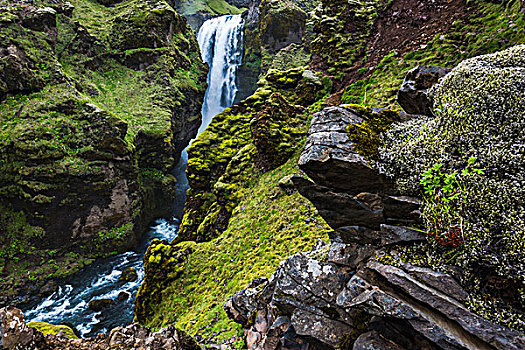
327,0,477,103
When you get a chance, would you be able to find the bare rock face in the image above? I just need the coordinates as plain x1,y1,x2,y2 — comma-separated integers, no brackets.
297,106,394,194
397,65,451,116
0,306,201,350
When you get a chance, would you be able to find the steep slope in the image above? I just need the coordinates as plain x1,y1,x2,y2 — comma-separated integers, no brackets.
135,0,525,348
0,0,207,306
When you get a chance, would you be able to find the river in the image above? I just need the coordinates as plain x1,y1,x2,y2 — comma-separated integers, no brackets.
22,14,244,338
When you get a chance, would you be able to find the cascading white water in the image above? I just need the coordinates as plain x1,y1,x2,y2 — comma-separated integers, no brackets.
22,15,245,338
197,15,244,134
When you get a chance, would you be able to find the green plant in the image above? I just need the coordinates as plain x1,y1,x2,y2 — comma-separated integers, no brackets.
420,157,485,248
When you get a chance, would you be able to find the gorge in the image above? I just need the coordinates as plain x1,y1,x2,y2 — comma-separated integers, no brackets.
2,0,525,349
20,13,246,338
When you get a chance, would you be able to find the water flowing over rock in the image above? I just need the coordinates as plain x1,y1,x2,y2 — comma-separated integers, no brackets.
197,15,244,134
0,0,207,307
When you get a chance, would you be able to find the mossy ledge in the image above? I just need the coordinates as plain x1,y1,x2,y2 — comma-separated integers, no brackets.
0,0,207,306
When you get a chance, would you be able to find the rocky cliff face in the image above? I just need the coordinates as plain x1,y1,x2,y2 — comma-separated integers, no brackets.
236,0,317,102
0,0,207,306
225,46,525,349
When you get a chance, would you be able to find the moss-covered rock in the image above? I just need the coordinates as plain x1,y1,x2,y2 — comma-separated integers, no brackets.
236,0,319,102
27,321,78,339
377,45,525,331
134,239,196,323
0,0,207,306
136,154,331,345
176,67,330,243
175,0,245,30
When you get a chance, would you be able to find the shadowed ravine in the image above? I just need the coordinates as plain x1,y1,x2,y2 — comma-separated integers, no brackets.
21,14,244,338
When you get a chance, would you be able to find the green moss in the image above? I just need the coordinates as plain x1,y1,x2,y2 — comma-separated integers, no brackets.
379,45,525,331
345,105,400,160
178,68,330,242
0,0,206,300
310,0,392,74
140,154,330,343
177,0,244,17
28,321,79,339
340,1,525,108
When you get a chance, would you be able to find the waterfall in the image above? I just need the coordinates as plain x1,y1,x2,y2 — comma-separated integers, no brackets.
197,15,244,135
22,14,245,338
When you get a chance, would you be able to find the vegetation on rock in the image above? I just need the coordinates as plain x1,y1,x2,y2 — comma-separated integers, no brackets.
136,0,525,346
136,153,330,345
378,45,525,331
0,0,207,305
27,321,79,339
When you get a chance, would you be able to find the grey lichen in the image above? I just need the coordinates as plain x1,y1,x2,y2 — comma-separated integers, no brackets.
374,45,525,329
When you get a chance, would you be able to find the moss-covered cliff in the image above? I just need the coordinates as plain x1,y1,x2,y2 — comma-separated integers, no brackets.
236,0,318,102
136,0,525,347
0,0,207,306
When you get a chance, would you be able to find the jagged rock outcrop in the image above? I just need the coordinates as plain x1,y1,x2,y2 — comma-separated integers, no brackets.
0,306,201,350
0,0,206,306
226,47,525,349
397,65,451,115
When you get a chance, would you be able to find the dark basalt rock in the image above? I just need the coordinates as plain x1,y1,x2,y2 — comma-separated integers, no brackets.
397,65,451,116
0,306,201,350
0,44,45,100
227,87,525,348
21,7,57,33
353,331,405,350
298,106,403,195
88,298,113,312
292,176,385,230
117,291,130,301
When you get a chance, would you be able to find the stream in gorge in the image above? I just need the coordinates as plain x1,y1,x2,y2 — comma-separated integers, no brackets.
22,14,245,338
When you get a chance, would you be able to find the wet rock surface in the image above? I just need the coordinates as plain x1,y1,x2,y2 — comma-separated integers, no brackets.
0,0,207,307
88,298,113,312
0,306,201,350
119,267,138,282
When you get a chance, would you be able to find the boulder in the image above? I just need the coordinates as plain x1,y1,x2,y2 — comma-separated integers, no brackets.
117,291,130,301
397,65,451,116
0,45,44,100
298,106,413,195
21,7,57,33
39,280,57,297
0,307,45,349
119,267,138,282
88,298,113,312
27,321,78,339
380,45,525,297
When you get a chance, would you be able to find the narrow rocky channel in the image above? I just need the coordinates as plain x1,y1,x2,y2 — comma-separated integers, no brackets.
21,14,245,338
